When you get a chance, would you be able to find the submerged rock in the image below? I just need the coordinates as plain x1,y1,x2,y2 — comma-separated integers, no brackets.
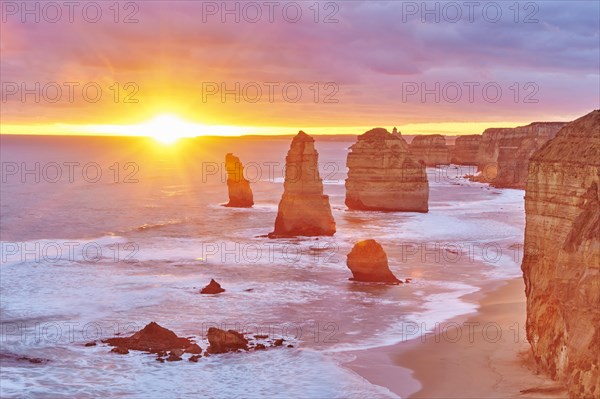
224,153,254,208
200,279,225,294
206,327,249,354
269,131,336,237
345,128,429,212
346,239,400,283
521,110,599,398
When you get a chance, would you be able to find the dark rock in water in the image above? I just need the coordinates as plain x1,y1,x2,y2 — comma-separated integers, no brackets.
207,327,248,354
224,153,254,208
0,353,49,365
84,341,97,347
254,334,269,339
189,355,201,362
287,344,294,348
111,347,129,355
156,357,165,363
200,279,225,294
346,239,400,284
103,322,193,353
166,351,182,362
273,339,284,347
254,344,266,350
185,344,202,354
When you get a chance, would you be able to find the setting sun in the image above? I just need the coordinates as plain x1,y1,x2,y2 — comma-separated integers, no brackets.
140,114,201,144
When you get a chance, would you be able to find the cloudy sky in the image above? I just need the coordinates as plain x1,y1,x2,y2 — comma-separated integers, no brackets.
1,1,598,135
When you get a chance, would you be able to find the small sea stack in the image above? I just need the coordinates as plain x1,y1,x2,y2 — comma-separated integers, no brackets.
269,131,336,237
346,239,401,283
103,322,201,356
200,279,225,294
224,153,254,207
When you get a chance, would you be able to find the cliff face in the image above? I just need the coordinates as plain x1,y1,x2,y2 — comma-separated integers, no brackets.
451,135,481,165
521,110,600,398
475,122,567,185
224,153,254,207
345,128,429,212
409,134,450,166
493,137,549,188
270,131,336,237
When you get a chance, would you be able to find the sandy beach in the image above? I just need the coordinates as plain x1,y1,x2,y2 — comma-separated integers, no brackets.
346,278,568,398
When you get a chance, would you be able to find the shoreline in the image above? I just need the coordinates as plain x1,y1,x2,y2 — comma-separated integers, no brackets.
344,278,567,398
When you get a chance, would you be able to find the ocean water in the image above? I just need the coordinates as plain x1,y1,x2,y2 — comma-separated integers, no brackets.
0,135,525,398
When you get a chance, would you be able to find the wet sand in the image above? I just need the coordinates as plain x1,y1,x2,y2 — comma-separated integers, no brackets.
346,278,567,398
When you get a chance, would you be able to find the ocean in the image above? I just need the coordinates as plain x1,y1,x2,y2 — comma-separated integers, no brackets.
0,135,525,398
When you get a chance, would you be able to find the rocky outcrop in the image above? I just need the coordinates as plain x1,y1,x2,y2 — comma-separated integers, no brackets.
200,279,225,294
269,131,336,237
493,136,549,188
451,135,481,165
103,322,201,355
409,134,450,166
224,153,254,207
521,110,600,398
345,128,428,212
207,327,249,354
346,239,400,283
475,122,567,185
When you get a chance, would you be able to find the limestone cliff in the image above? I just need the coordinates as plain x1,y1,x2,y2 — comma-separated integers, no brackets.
475,122,566,185
409,134,450,166
521,110,600,398
270,131,336,237
345,128,428,212
451,135,481,165
224,153,254,207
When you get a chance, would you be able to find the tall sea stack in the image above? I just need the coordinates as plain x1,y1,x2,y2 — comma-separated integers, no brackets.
224,153,254,207
345,128,429,212
521,110,599,398
269,131,336,237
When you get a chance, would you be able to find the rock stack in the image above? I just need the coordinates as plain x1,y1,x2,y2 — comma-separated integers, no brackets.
345,128,428,212
450,135,481,165
409,134,450,166
224,153,254,207
346,240,400,283
269,131,336,237
521,110,599,398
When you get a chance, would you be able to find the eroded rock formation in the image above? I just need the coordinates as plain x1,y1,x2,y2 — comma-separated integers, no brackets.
224,153,254,207
451,135,481,165
269,131,336,237
103,322,201,356
347,240,400,283
409,134,450,166
521,110,600,398
200,279,225,294
345,128,428,212
207,327,249,354
474,122,567,186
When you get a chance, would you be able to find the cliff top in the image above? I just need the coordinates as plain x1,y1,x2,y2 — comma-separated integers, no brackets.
358,128,400,141
531,110,600,165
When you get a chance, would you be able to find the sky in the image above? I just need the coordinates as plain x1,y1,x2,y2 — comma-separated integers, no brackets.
1,0,599,136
